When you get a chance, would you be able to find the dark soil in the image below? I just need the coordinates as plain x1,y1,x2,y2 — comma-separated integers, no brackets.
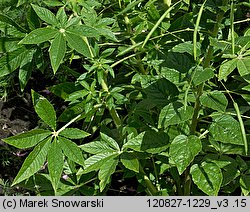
0,90,39,195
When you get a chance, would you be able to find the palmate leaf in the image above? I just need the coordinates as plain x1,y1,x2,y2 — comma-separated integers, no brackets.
83,152,119,174
65,30,92,58
12,137,52,186
31,4,58,26
32,90,57,130
190,162,223,196
59,128,90,139
99,157,119,192
65,90,89,102
80,140,115,154
100,133,120,151
2,129,51,149
48,139,64,192
120,152,139,173
56,7,67,26
169,135,202,174
58,136,84,166
67,25,100,38
19,27,58,45
97,28,118,42
49,32,66,74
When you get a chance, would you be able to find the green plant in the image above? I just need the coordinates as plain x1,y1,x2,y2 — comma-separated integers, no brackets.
1,0,250,196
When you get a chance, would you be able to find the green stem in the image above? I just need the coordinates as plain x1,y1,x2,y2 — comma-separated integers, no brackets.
109,107,122,128
151,157,160,191
183,167,191,196
139,164,158,196
230,0,235,55
101,79,122,129
124,14,146,74
53,114,82,137
185,2,228,195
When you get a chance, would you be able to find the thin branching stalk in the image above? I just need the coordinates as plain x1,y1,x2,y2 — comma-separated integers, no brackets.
142,0,182,48
53,114,82,137
220,82,248,155
193,0,207,61
185,0,229,196
230,0,235,55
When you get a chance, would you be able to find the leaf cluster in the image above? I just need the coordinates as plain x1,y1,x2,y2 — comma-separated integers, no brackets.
1,0,250,196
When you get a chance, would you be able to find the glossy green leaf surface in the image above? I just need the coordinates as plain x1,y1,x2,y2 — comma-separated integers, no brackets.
120,152,139,173
200,90,228,112
218,59,237,80
19,28,58,44
99,157,119,192
100,133,120,151
49,32,66,74
169,135,202,174
59,128,90,139
65,31,92,58
209,115,244,145
192,67,214,86
3,129,51,149
158,103,194,128
31,4,58,25
83,152,119,174
58,136,84,166
237,57,250,77
0,47,30,77
80,140,115,154
123,131,169,154
190,162,223,195
32,90,57,130
48,140,64,191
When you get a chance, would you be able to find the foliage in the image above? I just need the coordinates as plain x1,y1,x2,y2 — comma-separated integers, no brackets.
1,0,250,196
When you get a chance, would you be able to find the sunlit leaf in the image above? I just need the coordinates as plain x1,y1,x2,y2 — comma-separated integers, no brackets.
58,136,84,166
31,4,58,25
19,27,58,44
12,137,52,186
3,129,51,149
49,32,66,74
32,90,57,130
48,139,64,191
200,90,228,112
190,162,223,195
170,135,202,174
